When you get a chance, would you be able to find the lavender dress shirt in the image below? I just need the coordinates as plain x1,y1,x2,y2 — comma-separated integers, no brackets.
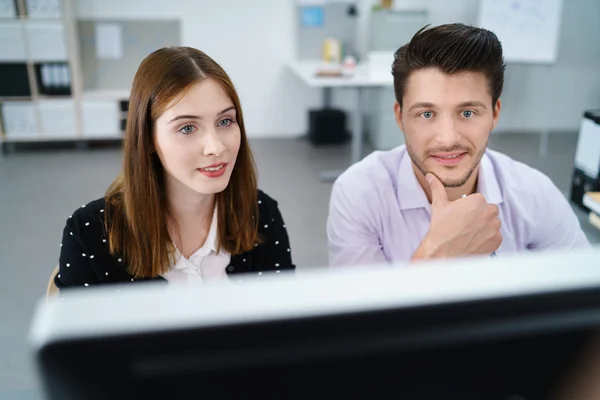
327,146,590,266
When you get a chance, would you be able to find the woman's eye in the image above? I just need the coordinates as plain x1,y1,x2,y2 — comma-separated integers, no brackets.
178,124,196,135
422,111,433,119
462,110,473,118
218,118,233,127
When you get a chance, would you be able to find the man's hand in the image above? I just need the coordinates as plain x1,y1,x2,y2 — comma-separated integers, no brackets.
412,173,502,261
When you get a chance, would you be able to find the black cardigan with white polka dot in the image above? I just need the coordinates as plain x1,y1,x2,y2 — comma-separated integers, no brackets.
55,190,295,289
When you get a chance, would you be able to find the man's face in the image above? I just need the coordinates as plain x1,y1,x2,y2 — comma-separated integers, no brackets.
395,68,501,187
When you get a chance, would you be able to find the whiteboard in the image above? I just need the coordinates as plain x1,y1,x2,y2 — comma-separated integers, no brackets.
477,0,563,64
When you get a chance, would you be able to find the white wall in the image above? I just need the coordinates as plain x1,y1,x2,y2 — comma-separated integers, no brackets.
358,0,600,135
75,0,320,138
76,0,600,138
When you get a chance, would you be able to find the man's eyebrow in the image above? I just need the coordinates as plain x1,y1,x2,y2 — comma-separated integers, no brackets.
457,101,488,109
407,102,437,112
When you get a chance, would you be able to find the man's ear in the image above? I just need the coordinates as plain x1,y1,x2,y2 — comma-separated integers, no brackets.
394,101,404,132
492,99,502,128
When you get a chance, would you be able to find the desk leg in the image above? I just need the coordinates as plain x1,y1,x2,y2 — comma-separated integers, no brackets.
319,87,366,182
323,87,332,108
539,129,549,158
351,87,365,164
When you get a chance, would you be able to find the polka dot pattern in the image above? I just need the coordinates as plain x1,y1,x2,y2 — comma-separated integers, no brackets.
57,192,295,288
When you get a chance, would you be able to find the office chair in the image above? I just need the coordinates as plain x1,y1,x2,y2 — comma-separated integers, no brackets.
46,265,60,301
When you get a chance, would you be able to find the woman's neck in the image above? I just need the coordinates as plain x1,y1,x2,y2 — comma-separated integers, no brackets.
164,176,215,240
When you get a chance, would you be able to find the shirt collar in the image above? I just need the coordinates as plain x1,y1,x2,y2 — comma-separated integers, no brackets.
396,151,431,212
476,151,503,205
396,149,503,211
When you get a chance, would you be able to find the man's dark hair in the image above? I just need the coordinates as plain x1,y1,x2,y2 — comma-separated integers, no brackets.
392,23,506,108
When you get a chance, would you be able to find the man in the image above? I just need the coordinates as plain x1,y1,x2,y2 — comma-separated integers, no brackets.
326,23,589,267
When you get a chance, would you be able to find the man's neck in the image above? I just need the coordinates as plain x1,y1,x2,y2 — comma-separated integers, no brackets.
414,165,480,203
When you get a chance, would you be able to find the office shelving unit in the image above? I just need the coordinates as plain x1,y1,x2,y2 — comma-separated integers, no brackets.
0,0,122,153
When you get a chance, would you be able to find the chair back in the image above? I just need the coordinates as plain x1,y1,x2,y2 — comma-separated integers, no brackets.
47,265,60,300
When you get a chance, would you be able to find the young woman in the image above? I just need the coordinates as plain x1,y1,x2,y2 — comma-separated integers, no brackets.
56,47,294,289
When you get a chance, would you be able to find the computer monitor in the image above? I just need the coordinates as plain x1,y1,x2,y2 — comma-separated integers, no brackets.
30,247,600,400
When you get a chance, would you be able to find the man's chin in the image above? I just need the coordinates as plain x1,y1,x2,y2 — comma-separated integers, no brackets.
427,167,472,188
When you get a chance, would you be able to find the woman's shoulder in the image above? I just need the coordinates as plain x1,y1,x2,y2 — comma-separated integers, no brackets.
257,189,280,208
256,189,283,219
68,197,107,227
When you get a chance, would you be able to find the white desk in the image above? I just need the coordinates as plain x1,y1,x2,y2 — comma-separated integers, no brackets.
286,60,393,181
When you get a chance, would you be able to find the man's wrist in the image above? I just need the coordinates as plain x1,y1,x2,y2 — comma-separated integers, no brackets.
411,234,443,261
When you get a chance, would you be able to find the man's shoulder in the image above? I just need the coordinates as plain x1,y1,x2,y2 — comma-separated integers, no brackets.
485,149,558,197
334,146,407,196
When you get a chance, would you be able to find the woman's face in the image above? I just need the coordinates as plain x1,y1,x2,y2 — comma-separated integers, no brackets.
153,79,241,196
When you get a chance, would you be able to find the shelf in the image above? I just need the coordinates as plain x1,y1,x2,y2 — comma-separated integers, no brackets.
82,90,130,101
1,134,123,142
0,96,33,101
37,94,72,99
24,17,64,21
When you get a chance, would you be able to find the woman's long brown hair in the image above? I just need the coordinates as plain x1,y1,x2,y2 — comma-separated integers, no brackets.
105,47,259,278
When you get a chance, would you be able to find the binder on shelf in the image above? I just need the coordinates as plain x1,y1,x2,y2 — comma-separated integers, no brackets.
35,62,71,95
119,99,128,133
0,63,31,97
25,0,62,19
0,0,17,18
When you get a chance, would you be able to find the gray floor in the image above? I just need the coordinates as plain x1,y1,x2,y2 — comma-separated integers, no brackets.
1,133,599,397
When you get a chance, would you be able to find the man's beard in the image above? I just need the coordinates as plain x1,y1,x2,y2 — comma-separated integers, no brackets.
407,140,488,188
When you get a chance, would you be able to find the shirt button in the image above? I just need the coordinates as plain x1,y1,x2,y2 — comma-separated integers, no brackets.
227,265,235,272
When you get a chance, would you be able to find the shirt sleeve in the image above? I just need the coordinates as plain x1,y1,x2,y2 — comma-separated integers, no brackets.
56,214,100,289
326,179,388,267
528,175,591,251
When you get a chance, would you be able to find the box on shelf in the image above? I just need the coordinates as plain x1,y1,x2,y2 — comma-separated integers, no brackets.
0,22,27,61
81,100,121,138
1,101,38,138
0,0,17,18
25,0,63,19
37,99,76,138
25,21,67,61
